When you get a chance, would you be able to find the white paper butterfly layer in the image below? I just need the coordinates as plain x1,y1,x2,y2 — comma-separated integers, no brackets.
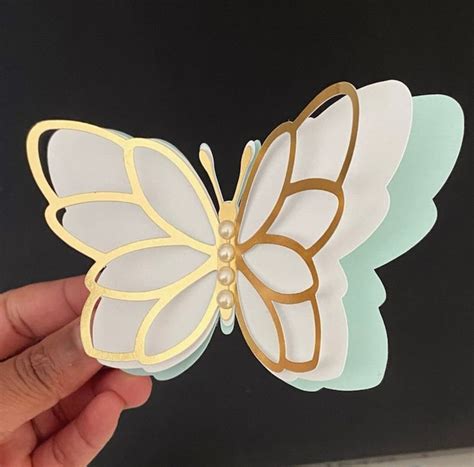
27,81,414,387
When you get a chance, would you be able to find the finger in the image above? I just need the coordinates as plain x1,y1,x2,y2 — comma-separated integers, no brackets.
0,320,100,436
32,391,124,467
0,372,151,462
0,275,88,359
0,422,37,466
32,369,152,440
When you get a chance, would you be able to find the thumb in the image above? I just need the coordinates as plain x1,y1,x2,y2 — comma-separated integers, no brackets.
0,320,101,437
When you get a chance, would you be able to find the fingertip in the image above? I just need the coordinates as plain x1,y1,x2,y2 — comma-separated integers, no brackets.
94,370,153,409
69,390,124,449
87,390,125,428
64,275,89,308
122,373,153,409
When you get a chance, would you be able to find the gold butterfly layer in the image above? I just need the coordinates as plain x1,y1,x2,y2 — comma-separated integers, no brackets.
26,82,359,375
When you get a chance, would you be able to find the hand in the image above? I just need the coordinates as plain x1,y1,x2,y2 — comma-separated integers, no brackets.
0,276,152,466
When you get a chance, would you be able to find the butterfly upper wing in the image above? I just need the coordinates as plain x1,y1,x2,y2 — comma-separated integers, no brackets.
27,121,220,374
235,81,413,384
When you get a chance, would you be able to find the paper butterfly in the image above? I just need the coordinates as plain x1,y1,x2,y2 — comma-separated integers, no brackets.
27,80,464,391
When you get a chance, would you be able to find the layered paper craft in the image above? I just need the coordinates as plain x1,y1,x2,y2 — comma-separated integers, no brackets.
26,81,464,390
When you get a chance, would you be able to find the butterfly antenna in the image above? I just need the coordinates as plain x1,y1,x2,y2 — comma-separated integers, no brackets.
232,141,255,204
199,143,224,207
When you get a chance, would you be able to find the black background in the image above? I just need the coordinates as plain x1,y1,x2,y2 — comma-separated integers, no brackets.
0,1,472,466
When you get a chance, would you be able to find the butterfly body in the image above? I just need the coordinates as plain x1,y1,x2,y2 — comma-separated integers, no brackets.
216,203,238,323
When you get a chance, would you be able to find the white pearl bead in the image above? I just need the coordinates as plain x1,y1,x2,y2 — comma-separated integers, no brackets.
218,220,236,240
218,244,235,262
217,290,234,309
217,266,235,285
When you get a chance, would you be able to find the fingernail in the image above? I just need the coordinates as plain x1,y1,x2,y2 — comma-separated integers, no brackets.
60,320,86,359
71,320,84,351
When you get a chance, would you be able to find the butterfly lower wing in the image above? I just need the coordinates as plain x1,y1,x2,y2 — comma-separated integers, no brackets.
124,325,216,381
236,81,414,387
235,245,321,374
27,121,220,375
84,265,219,373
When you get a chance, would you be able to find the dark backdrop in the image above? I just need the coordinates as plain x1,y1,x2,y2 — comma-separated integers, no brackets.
0,2,472,466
